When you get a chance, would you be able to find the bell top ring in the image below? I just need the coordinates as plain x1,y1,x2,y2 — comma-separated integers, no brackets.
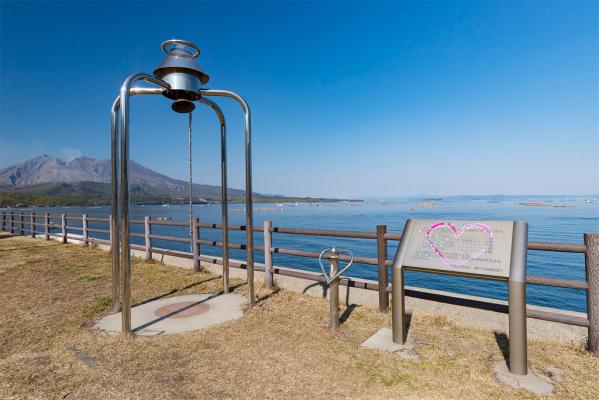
153,39,210,113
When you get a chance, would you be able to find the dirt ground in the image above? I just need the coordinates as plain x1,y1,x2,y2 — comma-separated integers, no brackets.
1,233,598,399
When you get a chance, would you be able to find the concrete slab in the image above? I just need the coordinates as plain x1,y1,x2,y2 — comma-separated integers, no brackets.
361,328,420,361
491,362,554,395
94,293,245,335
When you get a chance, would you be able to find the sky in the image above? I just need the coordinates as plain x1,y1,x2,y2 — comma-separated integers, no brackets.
1,1,597,197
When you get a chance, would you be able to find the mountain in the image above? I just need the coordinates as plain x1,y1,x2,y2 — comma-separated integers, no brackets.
0,155,357,207
0,154,241,194
0,154,249,206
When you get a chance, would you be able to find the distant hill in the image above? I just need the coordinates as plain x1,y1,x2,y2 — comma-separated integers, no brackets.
0,155,357,207
0,154,244,196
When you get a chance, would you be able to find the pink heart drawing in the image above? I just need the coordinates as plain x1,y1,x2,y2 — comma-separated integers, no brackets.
425,222,493,267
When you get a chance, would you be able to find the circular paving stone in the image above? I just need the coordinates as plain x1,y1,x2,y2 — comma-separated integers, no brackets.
154,301,210,319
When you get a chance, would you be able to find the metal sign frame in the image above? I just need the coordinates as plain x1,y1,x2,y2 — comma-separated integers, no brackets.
391,219,529,375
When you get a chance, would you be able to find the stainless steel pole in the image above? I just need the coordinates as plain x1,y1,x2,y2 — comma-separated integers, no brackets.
119,78,132,334
116,75,170,334
200,89,254,304
110,95,121,311
329,249,340,331
111,86,163,312
197,98,230,293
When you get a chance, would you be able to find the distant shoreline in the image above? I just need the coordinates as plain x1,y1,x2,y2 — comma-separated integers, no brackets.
0,193,363,208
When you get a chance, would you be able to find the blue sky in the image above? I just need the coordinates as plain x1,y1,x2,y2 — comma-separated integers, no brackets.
1,1,597,197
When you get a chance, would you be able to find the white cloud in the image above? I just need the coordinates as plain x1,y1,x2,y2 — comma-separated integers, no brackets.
57,148,82,162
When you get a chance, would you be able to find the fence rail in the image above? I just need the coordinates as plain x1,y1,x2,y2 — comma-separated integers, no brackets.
1,210,597,355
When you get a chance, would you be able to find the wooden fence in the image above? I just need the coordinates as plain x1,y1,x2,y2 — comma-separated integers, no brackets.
1,210,597,355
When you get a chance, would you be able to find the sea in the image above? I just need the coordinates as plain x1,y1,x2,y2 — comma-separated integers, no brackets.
7,195,598,313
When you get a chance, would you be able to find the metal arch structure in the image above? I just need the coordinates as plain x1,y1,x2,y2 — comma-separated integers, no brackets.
110,42,255,334
197,96,231,294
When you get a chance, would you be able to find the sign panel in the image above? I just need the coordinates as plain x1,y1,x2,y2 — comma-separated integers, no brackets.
402,220,514,278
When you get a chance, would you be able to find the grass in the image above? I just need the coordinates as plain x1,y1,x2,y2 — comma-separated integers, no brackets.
0,233,598,399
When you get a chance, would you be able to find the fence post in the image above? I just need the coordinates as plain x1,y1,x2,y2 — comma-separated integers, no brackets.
585,233,599,356
11,212,15,234
264,220,273,288
1,212,5,232
61,213,67,244
30,212,36,238
44,213,50,240
19,212,24,235
376,224,389,312
192,217,201,272
144,216,152,261
82,214,88,245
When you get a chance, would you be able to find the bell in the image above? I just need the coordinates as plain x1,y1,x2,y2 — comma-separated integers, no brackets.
153,39,209,107
171,99,196,113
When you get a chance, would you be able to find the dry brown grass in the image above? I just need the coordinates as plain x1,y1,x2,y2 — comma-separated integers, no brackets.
0,233,597,399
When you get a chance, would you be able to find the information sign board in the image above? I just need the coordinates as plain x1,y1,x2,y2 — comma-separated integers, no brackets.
402,220,514,278
391,219,529,375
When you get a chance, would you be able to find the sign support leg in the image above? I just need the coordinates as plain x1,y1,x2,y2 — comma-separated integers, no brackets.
508,220,528,375
392,267,406,344
391,219,414,345
508,280,527,375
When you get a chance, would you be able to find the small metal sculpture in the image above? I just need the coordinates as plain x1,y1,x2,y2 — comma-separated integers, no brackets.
319,247,354,330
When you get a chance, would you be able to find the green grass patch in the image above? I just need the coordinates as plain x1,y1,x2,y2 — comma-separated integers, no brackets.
79,273,104,281
90,296,112,314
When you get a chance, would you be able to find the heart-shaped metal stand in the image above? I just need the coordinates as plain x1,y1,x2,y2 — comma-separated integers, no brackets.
318,247,354,284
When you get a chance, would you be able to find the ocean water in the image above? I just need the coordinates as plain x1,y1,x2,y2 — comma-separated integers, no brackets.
11,196,598,313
